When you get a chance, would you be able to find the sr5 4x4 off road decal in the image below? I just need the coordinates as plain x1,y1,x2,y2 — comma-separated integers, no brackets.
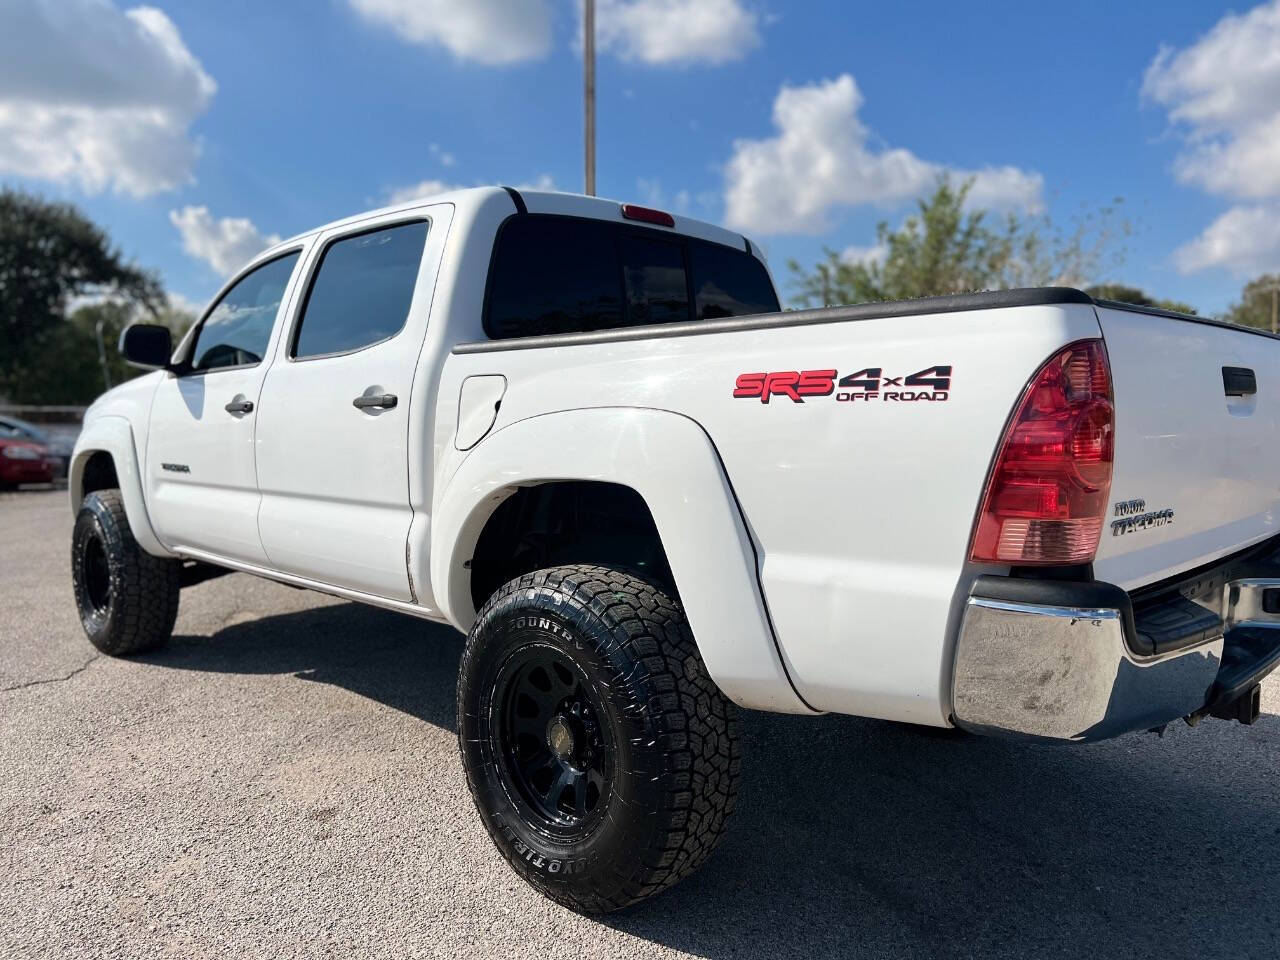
733,366,952,404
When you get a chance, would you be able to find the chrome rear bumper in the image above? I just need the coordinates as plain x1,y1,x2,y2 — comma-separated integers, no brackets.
951,575,1280,742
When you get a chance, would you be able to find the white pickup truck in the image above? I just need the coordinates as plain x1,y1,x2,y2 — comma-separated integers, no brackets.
70,186,1280,912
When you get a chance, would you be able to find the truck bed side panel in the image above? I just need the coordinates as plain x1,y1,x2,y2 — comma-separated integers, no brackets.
437,303,1101,724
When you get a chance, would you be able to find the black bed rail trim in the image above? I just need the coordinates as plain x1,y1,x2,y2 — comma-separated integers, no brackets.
501,186,526,215
453,286,1094,354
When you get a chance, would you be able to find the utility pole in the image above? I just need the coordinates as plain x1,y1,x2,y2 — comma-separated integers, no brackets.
583,0,596,196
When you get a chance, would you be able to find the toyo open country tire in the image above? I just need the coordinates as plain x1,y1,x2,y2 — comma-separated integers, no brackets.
71,489,180,656
457,564,741,913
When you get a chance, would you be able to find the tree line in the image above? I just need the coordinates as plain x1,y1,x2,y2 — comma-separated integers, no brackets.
787,177,1276,332
0,188,193,405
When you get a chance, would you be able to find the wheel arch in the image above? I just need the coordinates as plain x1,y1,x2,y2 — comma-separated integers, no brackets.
69,416,172,558
431,407,815,714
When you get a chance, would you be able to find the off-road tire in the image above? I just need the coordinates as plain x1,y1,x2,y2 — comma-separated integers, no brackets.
457,564,740,913
71,489,180,655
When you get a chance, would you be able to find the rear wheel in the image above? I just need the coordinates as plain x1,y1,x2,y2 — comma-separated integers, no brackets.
71,489,180,655
458,564,740,913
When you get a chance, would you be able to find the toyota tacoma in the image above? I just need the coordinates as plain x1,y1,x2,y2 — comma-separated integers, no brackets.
68,186,1280,911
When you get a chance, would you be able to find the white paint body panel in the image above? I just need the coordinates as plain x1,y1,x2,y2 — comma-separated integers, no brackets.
1092,307,1280,589
73,186,1280,725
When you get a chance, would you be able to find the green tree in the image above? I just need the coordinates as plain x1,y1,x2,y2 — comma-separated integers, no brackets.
1223,274,1280,333
2,300,195,405
787,177,1130,307
0,188,162,401
1084,284,1197,316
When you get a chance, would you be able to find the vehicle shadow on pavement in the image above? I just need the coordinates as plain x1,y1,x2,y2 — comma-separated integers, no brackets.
608,711,1280,959
142,601,465,732
141,601,1279,959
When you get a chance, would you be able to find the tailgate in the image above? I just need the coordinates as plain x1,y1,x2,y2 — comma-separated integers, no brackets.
1093,304,1280,590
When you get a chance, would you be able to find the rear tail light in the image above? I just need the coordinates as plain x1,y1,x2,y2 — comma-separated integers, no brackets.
969,339,1114,565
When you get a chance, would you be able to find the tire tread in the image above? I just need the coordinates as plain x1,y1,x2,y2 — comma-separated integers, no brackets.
458,563,740,913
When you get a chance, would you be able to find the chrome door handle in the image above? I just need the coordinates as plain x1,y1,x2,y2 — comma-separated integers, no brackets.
224,399,254,414
353,393,398,410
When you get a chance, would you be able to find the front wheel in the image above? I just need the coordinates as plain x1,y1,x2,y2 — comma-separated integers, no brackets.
457,565,740,913
71,489,180,655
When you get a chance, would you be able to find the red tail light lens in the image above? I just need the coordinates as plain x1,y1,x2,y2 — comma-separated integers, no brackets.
970,339,1114,565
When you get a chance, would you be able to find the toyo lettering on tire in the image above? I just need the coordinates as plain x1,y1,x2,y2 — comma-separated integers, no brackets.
456,564,740,913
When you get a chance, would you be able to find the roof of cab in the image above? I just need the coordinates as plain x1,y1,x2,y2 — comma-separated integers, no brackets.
270,185,757,258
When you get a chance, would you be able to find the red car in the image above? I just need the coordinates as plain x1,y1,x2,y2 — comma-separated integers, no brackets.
0,435,55,488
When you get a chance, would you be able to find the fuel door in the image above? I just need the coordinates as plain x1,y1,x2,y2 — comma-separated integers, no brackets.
455,375,506,450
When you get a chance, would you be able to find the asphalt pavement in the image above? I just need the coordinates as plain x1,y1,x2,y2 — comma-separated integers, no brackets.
2,488,1278,959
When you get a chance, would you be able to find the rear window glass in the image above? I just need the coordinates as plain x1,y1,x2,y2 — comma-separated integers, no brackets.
689,239,779,320
620,235,688,326
292,220,428,359
484,215,778,340
485,218,622,339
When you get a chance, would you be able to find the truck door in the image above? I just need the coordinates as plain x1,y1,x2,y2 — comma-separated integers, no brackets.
145,250,304,565
253,212,440,600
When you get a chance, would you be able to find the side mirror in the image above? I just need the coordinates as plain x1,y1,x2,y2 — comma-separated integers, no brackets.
119,323,174,370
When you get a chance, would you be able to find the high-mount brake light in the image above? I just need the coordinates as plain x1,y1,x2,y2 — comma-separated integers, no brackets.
969,339,1114,565
620,203,675,228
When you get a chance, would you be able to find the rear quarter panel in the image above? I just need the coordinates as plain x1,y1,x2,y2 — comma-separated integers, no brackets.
436,304,1101,723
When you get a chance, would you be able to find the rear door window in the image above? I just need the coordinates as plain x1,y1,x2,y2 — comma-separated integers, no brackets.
484,215,778,340
292,220,429,359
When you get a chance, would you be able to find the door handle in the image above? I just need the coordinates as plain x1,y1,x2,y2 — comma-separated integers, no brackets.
353,393,398,410
224,399,254,414
1223,366,1257,397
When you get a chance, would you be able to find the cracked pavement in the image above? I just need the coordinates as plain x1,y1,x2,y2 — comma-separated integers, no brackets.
2,488,1280,960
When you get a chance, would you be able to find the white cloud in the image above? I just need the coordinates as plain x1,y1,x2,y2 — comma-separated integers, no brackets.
595,0,760,66
1173,203,1280,275
428,143,456,167
724,75,1043,235
166,291,206,317
346,0,552,65
0,1,215,196
1143,1,1280,273
841,243,887,267
387,179,465,205
169,206,281,277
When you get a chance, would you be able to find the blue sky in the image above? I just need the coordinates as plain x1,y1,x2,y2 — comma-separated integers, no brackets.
4,0,1280,315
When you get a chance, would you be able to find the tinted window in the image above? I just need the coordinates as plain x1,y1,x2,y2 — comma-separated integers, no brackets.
190,252,300,371
484,215,778,339
620,235,688,326
293,221,428,359
486,217,623,339
689,240,779,320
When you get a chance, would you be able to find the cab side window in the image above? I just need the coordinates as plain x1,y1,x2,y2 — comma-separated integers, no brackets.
188,252,301,372
291,221,429,359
